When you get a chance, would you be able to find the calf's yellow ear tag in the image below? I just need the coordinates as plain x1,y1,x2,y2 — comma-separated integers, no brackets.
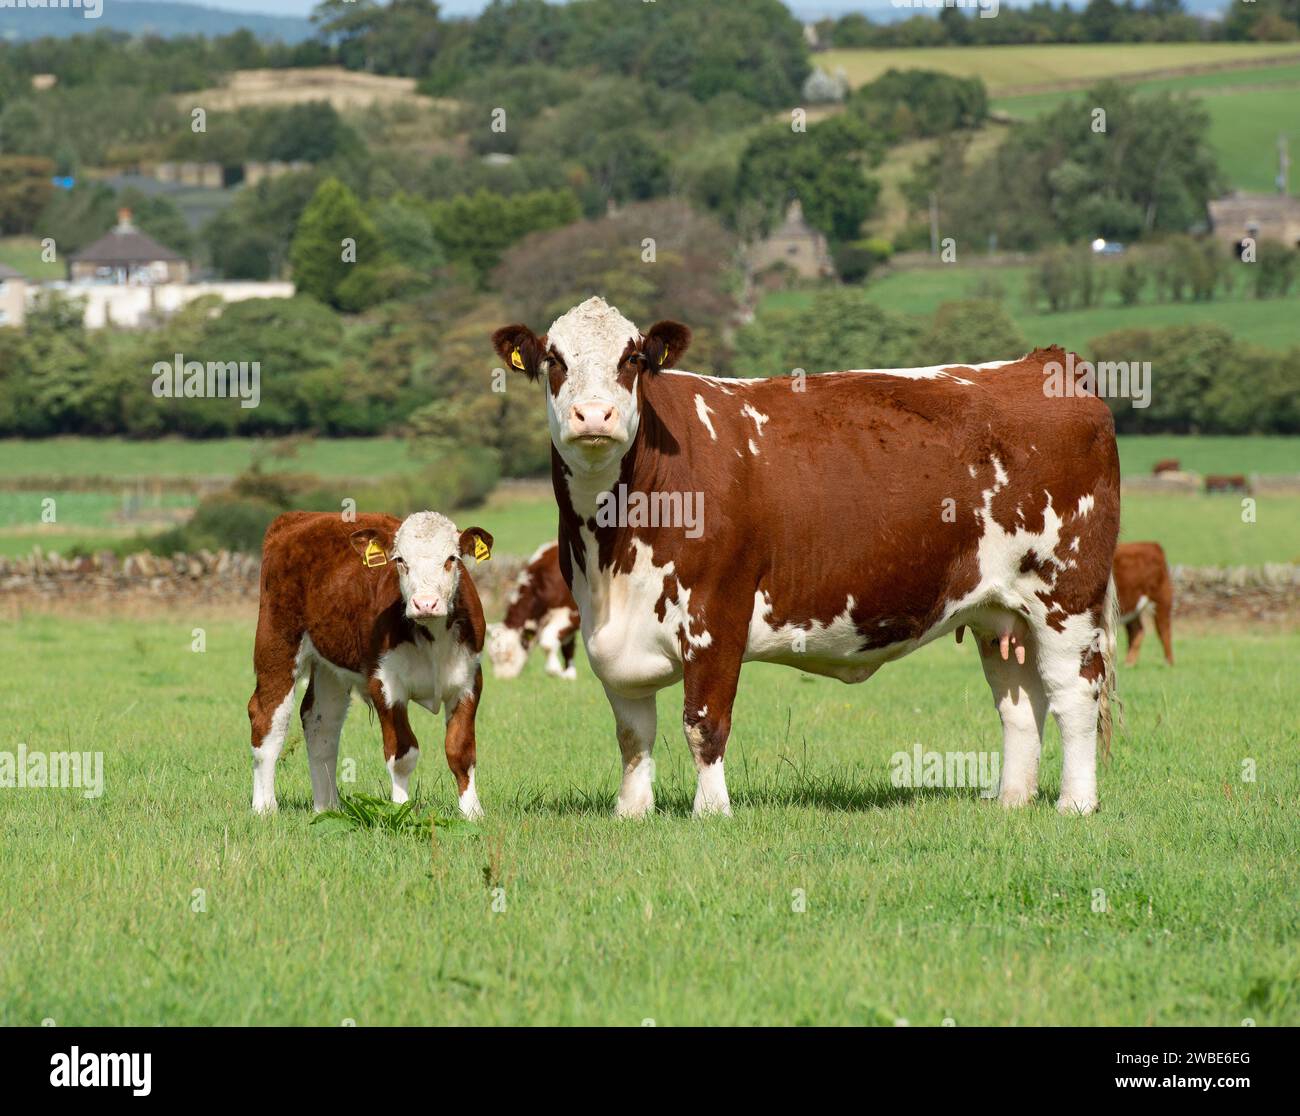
510,348,525,371
473,536,491,562
362,539,387,568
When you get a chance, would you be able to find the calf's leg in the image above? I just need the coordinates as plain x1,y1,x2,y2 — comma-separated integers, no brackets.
368,678,420,804
300,666,350,812
1123,617,1145,666
444,668,484,819
1154,585,1174,666
248,628,303,814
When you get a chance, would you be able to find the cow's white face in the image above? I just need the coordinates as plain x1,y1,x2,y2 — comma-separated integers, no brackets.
486,623,529,678
493,297,691,478
390,512,492,624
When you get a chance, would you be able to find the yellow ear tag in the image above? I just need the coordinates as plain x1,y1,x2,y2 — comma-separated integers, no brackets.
473,536,491,563
362,539,387,568
510,348,525,371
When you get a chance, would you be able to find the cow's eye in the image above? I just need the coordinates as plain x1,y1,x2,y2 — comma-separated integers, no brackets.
445,556,456,569
393,555,406,568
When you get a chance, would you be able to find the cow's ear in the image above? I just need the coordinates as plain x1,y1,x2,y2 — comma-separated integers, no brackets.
348,528,391,567
458,526,494,563
491,324,544,381
643,320,691,370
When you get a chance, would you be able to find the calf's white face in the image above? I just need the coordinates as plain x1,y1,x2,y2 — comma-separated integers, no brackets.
492,296,691,477
390,512,492,623
487,623,529,678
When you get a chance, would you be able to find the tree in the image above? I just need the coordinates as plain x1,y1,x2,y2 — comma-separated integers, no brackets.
0,156,54,235
288,177,380,309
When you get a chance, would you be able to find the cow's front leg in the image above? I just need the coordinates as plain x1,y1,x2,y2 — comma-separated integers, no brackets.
369,679,420,804
605,686,657,818
444,667,484,819
681,642,744,818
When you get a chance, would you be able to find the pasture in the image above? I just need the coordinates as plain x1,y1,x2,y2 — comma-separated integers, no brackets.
820,42,1300,95
1,612,1295,1026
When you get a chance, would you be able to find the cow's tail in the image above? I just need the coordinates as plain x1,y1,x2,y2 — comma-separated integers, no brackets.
1097,573,1120,763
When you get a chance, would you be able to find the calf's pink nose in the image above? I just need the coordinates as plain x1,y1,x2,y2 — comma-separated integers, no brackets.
411,596,441,616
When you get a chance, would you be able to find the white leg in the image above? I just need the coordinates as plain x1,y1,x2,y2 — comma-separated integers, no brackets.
689,748,731,818
251,686,296,815
606,687,656,818
388,746,419,804
301,668,349,813
979,636,1048,807
539,611,570,678
1037,621,1105,815
458,765,483,820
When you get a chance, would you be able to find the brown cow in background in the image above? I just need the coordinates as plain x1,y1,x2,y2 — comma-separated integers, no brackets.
1152,458,1180,475
1113,541,1174,666
1205,474,1251,494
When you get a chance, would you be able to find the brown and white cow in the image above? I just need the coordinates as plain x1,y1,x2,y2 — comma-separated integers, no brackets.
1113,541,1174,666
493,296,1120,817
488,541,581,680
1205,473,1251,495
248,510,492,818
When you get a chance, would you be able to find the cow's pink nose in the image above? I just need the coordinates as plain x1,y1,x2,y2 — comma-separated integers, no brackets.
569,401,618,437
410,596,441,616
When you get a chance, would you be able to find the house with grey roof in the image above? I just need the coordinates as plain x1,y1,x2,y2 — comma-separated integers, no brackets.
68,209,190,285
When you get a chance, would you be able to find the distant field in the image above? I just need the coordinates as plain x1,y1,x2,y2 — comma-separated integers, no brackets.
762,267,1300,353
821,43,1300,95
0,236,65,281
992,71,1300,197
0,436,422,481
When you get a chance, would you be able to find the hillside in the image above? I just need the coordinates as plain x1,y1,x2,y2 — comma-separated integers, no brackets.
0,0,313,43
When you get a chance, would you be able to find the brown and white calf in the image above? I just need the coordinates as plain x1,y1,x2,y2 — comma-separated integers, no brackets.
248,511,492,818
1113,541,1174,666
488,541,581,680
493,296,1120,818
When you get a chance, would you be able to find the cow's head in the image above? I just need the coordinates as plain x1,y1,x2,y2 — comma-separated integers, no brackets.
486,621,535,679
492,296,691,476
356,512,492,624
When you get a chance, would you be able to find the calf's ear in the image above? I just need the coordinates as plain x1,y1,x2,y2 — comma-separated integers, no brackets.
348,528,391,567
643,320,692,369
491,324,544,381
458,526,494,563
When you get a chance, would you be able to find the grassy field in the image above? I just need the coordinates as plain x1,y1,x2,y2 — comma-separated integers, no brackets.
762,267,1300,353
821,42,1300,95
1,435,1296,563
1,613,1294,1026
0,236,66,282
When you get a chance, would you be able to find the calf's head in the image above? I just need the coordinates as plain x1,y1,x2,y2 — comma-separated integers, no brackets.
486,621,535,679
358,512,492,623
492,296,690,475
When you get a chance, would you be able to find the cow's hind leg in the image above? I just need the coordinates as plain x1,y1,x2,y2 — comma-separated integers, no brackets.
1037,615,1110,816
300,665,350,812
979,633,1049,807
1154,586,1174,666
606,687,657,818
248,630,303,814
1123,617,1145,666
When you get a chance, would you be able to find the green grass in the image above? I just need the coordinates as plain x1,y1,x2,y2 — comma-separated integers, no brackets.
1,614,1295,1025
1120,493,1300,566
821,43,1300,95
0,236,65,282
762,267,1300,352
0,435,423,481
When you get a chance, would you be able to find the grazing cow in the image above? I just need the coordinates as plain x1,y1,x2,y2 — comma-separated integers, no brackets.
488,541,581,680
248,510,493,818
1113,541,1174,666
1152,458,1180,475
492,297,1120,817
1205,473,1251,495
